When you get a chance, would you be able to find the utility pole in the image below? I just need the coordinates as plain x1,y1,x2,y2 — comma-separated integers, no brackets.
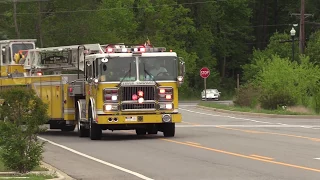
299,0,305,54
290,0,313,54
13,0,20,39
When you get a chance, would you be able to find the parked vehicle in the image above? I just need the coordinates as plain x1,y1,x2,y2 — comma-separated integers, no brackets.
201,89,221,101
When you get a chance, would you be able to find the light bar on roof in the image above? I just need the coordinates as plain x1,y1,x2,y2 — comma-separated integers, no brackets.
104,46,166,53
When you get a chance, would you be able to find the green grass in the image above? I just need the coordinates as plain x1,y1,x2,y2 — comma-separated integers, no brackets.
0,160,47,172
0,173,56,180
198,101,318,116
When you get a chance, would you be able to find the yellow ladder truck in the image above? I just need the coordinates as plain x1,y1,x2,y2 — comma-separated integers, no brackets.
0,40,186,140
0,40,104,131
0,39,37,77
73,43,186,140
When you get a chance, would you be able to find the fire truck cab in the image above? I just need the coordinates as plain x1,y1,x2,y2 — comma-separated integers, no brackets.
73,44,186,140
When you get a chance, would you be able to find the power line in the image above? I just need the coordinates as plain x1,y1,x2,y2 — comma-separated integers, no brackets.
0,0,225,16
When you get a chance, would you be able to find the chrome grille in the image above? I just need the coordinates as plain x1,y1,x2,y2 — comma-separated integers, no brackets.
121,86,155,101
121,103,156,110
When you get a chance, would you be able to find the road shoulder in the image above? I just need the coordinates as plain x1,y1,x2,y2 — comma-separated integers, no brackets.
196,105,320,119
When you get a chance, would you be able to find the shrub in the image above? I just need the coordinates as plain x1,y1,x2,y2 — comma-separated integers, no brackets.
259,90,296,110
233,83,261,108
0,87,49,173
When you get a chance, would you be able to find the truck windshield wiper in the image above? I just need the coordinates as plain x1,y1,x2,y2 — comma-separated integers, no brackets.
117,63,132,87
143,63,159,87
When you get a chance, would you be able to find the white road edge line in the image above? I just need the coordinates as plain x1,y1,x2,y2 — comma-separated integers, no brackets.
179,108,284,125
176,125,320,128
179,108,320,130
37,136,154,180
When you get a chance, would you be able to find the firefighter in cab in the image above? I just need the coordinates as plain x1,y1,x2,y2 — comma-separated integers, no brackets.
14,50,25,64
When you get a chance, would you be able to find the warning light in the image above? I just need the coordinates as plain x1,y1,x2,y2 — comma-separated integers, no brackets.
138,90,144,97
132,94,138,100
138,97,144,104
107,48,113,53
69,88,73,93
36,72,42,76
165,94,172,100
159,89,165,94
140,47,146,52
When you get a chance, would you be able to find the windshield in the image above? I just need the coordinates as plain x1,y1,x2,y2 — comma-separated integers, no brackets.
11,43,34,56
203,89,219,94
138,56,178,81
99,57,136,82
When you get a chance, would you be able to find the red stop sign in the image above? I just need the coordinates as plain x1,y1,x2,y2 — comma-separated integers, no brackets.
200,67,210,78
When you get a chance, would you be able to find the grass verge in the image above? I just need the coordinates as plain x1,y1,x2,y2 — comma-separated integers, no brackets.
198,101,317,115
0,160,47,172
0,173,56,180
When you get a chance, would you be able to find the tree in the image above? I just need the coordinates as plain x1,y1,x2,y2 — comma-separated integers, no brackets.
0,86,49,173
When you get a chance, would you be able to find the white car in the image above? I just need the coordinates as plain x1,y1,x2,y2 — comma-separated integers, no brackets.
201,89,221,101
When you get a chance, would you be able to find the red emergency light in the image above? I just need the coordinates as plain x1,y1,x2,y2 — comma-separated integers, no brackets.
104,44,166,54
132,94,138,100
138,90,144,97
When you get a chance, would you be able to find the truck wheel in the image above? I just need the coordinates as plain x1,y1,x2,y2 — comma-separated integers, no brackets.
77,108,89,137
136,128,147,135
163,123,175,137
89,106,102,140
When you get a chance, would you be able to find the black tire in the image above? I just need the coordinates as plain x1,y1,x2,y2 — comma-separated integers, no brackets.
136,128,147,135
89,105,102,140
77,106,89,137
163,123,175,137
61,125,76,132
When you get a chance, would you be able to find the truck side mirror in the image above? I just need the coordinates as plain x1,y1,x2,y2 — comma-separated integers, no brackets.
177,57,186,86
178,57,185,76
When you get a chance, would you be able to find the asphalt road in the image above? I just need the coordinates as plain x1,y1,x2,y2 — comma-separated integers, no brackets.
39,102,320,180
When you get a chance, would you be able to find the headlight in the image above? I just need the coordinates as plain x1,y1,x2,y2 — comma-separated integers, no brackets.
165,104,172,109
159,103,173,110
104,104,118,111
105,105,112,111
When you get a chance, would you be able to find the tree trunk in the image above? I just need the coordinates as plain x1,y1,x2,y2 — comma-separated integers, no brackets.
13,0,20,39
262,0,268,49
37,1,43,47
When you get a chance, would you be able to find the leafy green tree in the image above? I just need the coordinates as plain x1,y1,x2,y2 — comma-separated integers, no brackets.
242,31,299,82
306,30,320,65
0,87,49,173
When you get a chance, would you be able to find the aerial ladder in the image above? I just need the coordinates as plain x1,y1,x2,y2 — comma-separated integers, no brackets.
0,42,105,131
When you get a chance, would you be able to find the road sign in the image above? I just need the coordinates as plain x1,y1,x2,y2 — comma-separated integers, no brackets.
200,67,210,78
200,67,210,101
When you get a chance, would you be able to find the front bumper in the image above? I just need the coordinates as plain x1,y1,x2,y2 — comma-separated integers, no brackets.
96,113,182,124
202,96,219,99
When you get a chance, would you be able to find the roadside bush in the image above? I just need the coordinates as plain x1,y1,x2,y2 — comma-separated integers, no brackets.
259,90,296,110
0,87,49,173
233,83,261,108
253,55,300,110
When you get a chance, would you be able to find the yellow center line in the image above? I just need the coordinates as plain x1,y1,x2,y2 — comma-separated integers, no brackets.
160,138,320,173
185,141,201,145
250,154,274,160
216,126,320,142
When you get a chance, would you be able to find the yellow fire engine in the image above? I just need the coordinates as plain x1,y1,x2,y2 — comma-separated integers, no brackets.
0,39,186,140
